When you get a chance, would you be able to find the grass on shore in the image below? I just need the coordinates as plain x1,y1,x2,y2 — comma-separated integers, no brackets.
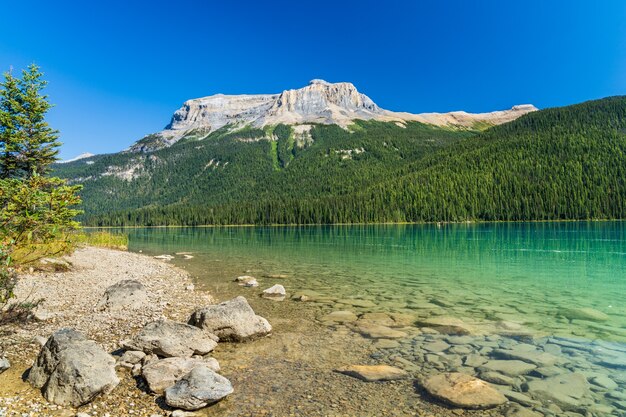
72,231,129,251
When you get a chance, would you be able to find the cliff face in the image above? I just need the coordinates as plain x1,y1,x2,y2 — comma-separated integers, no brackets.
155,79,537,144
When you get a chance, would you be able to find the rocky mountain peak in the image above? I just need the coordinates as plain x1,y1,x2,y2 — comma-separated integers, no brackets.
155,80,537,145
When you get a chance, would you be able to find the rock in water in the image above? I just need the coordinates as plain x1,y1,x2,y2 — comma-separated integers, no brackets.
142,357,220,394
262,284,286,300
422,372,507,409
121,320,218,358
27,328,119,407
0,357,10,374
559,307,609,322
524,372,591,412
96,279,148,311
336,365,408,382
165,366,233,410
188,296,271,342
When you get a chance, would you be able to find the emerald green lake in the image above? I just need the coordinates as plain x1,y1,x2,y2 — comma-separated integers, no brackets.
120,222,626,415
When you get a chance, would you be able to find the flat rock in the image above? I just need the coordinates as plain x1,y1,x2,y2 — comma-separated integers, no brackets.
480,371,516,386
422,372,507,409
235,276,258,287
321,310,358,323
590,374,618,390
165,365,233,410
373,339,401,349
524,372,590,412
479,360,536,376
354,322,407,339
122,320,218,358
96,279,148,311
559,307,609,322
501,390,540,407
188,296,272,342
336,298,377,308
27,328,119,407
336,365,408,382
493,347,560,367
142,357,220,394
415,317,473,335
422,340,450,353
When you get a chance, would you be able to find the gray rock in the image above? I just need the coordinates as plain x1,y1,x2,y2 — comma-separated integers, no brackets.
142,357,220,394
27,328,119,406
165,366,233,410
500,390,540,407
589,374,618,390
493,347,560,367
0,357,10,374
524,373,590,412
480,371,516,386
96,279,148,311
261,284,286,300
121,320,218,358
188,296,272,342
118,350,145,365
559,307,609,322
479,360,536,377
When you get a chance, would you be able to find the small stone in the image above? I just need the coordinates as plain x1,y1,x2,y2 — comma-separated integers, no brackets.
262,284,286,300
354,322,407,339
479,360,536,376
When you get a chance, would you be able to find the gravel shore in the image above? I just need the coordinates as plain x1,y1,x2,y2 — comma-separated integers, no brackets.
0,247,213,417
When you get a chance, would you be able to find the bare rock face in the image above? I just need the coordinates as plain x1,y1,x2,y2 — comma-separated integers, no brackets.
27,328,119,407
121,320,218,358
142,357,220,394
188,296,271,342
422,372,507,409
145,80,537,147
96,279,148,311
164,365,233,410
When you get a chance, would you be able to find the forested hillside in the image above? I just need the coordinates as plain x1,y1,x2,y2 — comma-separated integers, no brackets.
54,96,626,225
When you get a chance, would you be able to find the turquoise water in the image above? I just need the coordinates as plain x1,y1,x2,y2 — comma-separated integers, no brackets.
126,222,626,339
121,222,626,415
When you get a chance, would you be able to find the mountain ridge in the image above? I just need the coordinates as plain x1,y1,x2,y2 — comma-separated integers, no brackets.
145,79,536,150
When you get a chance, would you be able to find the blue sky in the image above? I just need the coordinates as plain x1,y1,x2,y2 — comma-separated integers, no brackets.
2,0,626,159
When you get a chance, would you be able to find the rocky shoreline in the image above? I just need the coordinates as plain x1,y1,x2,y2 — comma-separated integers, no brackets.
1,247,623,417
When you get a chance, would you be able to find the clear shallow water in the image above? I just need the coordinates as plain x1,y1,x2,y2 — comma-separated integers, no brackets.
120,222,626,415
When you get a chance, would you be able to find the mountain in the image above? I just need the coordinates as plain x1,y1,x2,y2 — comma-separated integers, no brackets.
54,85,626,226
59,152,95,164
127,80,536,152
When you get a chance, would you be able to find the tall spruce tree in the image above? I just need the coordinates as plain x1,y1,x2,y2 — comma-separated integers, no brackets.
0,64,60,178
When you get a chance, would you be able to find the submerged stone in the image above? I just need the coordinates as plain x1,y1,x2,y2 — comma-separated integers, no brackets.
422,372,506,409
336,365,408,382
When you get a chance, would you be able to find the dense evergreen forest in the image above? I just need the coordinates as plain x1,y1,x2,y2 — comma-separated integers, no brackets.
53,96,626,225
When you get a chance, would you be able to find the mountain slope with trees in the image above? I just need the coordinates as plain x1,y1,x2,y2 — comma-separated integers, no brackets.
53,96,626,226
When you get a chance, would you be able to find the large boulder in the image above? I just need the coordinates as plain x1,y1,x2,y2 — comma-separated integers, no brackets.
188,296,271,342
27,328,119,407
165,366,233,410
121,320,218,358
96,279,148,311
142,357,220,394
422,372,507,409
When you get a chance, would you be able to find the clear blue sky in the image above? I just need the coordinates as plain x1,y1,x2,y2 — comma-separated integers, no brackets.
2,0,626,159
